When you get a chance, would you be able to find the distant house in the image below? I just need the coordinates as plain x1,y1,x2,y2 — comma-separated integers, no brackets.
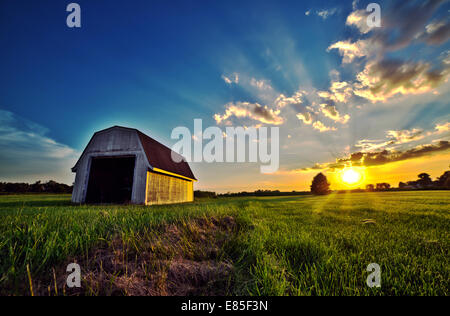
71,126,196,205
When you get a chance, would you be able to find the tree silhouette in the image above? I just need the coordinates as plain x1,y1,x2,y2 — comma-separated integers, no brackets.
376,183,391,190
311,173,331,195
417,173,432,185
437,171,450,188
0,180,72,194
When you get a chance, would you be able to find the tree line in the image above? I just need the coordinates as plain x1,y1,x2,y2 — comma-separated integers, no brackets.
194,190,311,198
366,171,450,191
310,168,450,195
0,181,73,194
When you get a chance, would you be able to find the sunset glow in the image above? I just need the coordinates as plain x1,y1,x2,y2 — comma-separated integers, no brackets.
339,167,365,188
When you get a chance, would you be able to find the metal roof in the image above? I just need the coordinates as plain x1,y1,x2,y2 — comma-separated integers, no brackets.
136,130,196,181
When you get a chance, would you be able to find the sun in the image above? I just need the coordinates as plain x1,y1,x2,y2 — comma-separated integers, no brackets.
340,167,365,187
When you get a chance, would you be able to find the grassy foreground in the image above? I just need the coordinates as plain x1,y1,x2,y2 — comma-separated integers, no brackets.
0,191,448,295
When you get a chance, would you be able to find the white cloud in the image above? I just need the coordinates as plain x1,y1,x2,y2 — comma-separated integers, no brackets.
250,78,273,91
312,121,337,132
435,122,450,133
296,112,313,125
274,92,304,109
318,80,354,103
0,110,79,184
320,104,350,124
305,8,338,20
346,9,372,34
316,8,338,20
214,101,284,126
222,73,239,84
355,124,450,153
386,128,425,144
327,39,373,64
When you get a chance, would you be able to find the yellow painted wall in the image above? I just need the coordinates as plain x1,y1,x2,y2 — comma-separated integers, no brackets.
146,171,194,205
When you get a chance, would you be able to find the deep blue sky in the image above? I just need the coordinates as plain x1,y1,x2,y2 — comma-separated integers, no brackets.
0,0,449,190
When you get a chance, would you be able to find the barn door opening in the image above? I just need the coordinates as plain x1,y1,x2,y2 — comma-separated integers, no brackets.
86,156,135,204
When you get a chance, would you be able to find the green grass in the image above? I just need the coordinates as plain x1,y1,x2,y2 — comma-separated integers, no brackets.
0,191,448,295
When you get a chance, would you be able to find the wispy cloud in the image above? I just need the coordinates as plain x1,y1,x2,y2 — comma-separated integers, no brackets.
305,7,338,20
320,104,350,124
318,8,338,20
421,18,450,45
356,123,450,152
346,9,372,34
250,78,273,91
296,112,313,125
436,122,450,133
327,39,374,64
312,120,337,133
221,73,239,84
214,101,284,126
0,110,78,184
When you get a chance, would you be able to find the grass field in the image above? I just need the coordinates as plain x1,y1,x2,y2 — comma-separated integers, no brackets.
0,191,448,296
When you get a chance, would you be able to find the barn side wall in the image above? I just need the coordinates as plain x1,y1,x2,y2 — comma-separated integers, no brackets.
146,171,194,205
72,128,148,204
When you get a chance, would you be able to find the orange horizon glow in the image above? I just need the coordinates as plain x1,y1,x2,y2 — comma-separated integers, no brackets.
194,151,450,193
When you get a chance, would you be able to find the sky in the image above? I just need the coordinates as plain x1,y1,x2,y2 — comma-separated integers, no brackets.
0,0,449,192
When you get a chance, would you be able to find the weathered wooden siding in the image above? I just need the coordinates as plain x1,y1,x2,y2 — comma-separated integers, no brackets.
146,171,194,205
72,127,149,204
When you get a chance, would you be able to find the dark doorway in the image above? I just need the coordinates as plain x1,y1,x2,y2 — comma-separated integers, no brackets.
86,156,135,204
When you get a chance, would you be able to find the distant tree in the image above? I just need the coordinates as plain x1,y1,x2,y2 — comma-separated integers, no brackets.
194,190,217,198
399,182,407,189
437,171,450,188
31,181,44,193
311,173,331,195
0,180,72,194
376,183,391,190
417,173,432,186
366,184,375,191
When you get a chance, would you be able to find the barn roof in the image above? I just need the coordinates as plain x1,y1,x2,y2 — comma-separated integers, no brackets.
72,126,196,181
136,130,196,181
